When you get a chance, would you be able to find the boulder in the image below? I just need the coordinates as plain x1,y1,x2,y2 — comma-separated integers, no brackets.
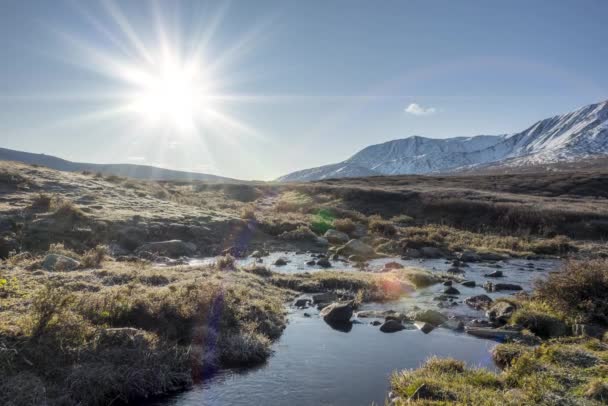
484,282,523,292
478,252,506,261
410,309,447,326
0,237,18,259
376,241,402,255
351,224,368,239
311,292,337,304
380,320,406,333
461,280,476,288
486,301,516,324
324,229,350,245
403,248,422,258
274,258,288,266
42,254,80,271
465,294,493,310
443,281,452,286
484,270,504,278
459,251,481,262
442,319,465,331
337,239,375,258
306,260,316,266
414,321,435,334
293,297,311,308
420,246,442,258
315,237,329,247
384,261,404,270
443,286,460,295
319,301,354,323
446,267,465,274
572,324,605,339
135,240,196,258
371,320,382,326
316,258,332,268
348,255,366,263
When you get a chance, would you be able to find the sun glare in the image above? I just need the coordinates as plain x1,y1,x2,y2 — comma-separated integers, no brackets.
127,57,209,131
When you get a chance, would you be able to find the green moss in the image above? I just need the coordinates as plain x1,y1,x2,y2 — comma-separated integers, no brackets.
391,338,608,405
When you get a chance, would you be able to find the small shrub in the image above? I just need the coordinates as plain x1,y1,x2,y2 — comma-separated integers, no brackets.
240,205,256,220
492,343,530,369
28,284,77,339
223,184,260,202
333,218,356,234
278,225,317,241
0,170,29,187
510,308,567,339
275,191,313,212
243,265,272,277
369,215,397,237
50,198,85,221
216,255,236,270
391,214,414,225
48,242,80,259
81,245,108,269
585,379,608,402
310,209,334,234
219,329,271,366
105,174,124,183
534,260,608,325
532,235,577,255
30,193,52,210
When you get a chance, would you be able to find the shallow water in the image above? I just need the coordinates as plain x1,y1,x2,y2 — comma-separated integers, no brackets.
156,311,498,406
156,255,560,406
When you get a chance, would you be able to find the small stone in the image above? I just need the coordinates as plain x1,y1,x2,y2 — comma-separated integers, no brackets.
444,286,460,295
414,321,435,334
316,258,332,268
465,294,493,310
380,319,406,333
294,297,311,308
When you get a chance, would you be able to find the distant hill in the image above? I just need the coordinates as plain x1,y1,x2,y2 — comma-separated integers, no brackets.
278,99,608,181
0,147,237,182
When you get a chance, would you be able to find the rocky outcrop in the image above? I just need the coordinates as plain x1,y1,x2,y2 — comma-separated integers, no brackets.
420,247,442,258
484,282,523,292
409,309,447,326
380,320,406,333
336,239,375,258
465,294,493,310
486,301,516,324
42,254,80,271
324,229,350,245
320,301,354,323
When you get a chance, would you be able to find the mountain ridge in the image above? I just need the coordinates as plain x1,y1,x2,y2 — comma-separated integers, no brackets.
0,147,237,182
278,100,608,182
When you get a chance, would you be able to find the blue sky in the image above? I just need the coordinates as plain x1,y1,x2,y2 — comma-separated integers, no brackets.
0,0,607,180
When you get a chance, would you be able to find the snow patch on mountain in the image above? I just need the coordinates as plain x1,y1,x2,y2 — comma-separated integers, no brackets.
278,100,608,181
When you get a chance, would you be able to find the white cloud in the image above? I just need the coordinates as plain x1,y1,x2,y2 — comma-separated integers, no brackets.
405,103,437,116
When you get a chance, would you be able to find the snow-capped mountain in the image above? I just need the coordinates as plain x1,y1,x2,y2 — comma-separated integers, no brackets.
277,100,608,182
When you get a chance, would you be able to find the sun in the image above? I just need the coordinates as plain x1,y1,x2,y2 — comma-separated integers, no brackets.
127,56,210,131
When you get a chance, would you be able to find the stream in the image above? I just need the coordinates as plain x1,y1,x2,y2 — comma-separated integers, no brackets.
155,254,561,406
